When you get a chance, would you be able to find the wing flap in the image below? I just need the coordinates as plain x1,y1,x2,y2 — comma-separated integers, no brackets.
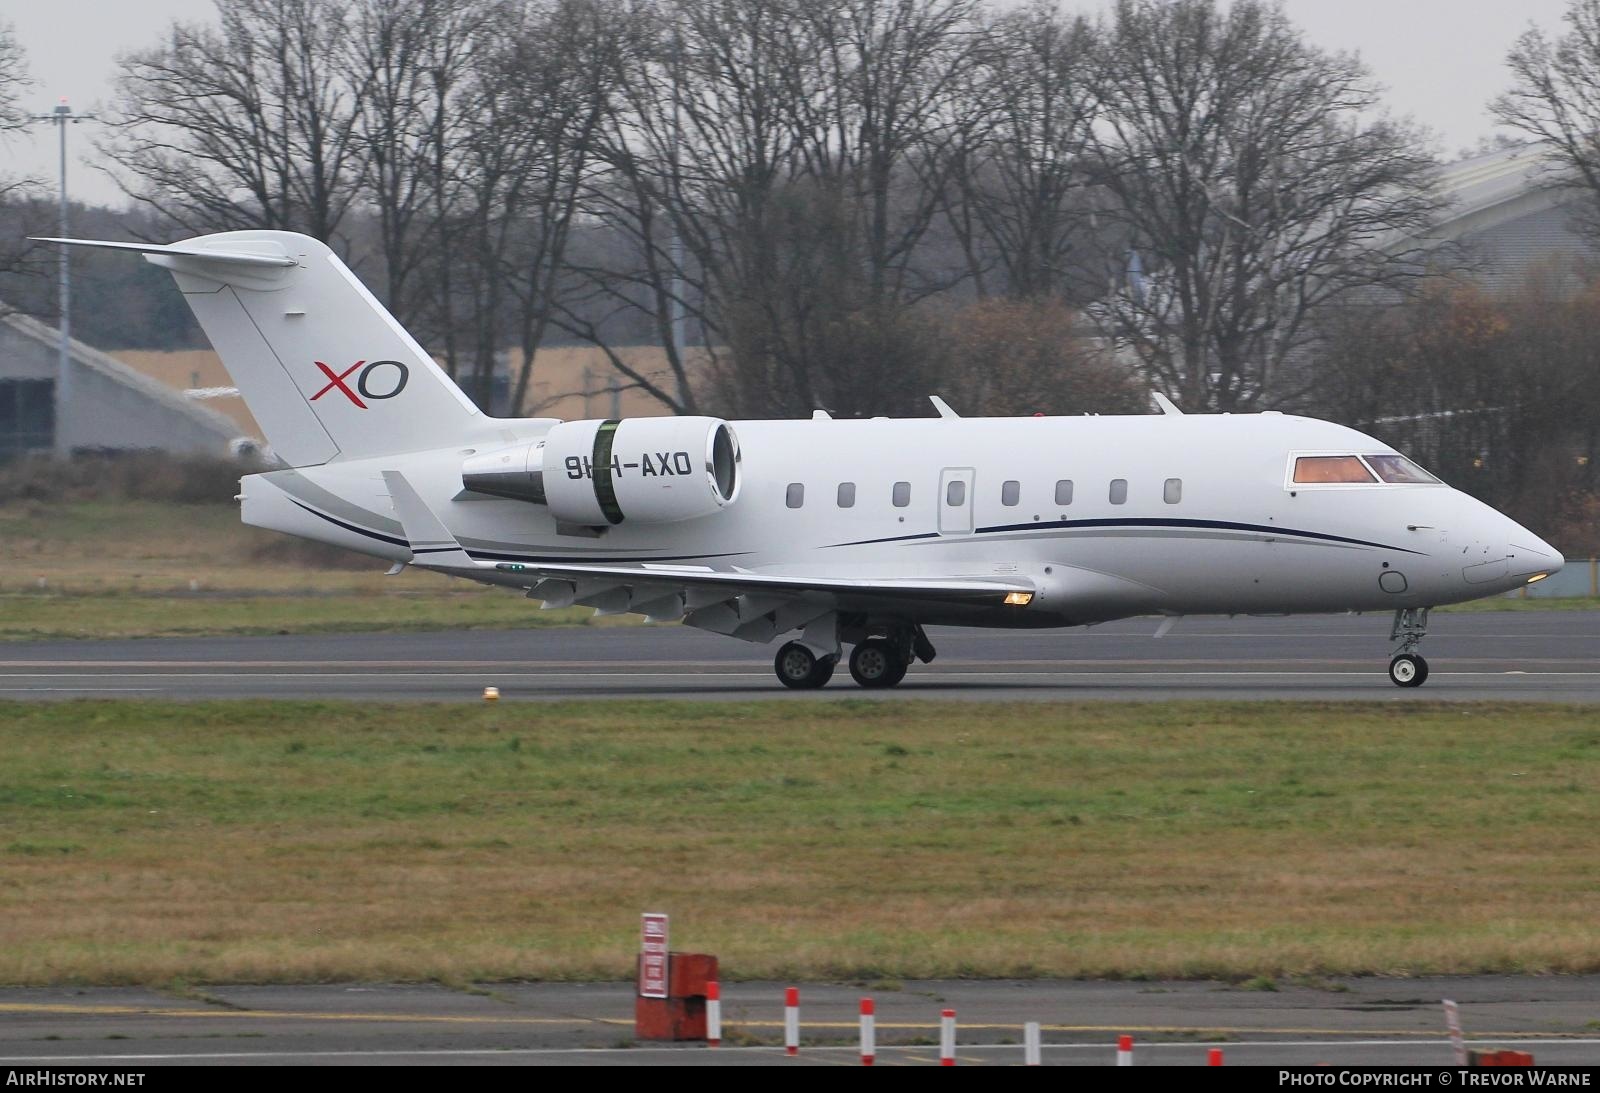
491,560,1034,607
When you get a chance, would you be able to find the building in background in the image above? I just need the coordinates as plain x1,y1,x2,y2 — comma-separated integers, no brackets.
0,309,249,462
1421,143,1593,286
109,344,690,439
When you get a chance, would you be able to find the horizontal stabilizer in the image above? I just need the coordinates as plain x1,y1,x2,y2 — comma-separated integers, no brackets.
382,471,476,570
31,236,299,268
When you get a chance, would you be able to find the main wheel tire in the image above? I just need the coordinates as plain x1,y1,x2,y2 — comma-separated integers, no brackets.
1388,653,1429,688
774,641,833,689
849,639,908,688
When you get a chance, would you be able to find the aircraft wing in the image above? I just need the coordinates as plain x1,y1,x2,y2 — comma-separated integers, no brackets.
382,471,1035,642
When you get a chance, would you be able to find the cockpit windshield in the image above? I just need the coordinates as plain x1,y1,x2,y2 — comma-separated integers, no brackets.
1293,455,1376,484
1290,453,1442,487
1364,454,1440,484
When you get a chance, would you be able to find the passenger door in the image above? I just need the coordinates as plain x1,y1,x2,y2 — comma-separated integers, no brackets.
938,467,975,535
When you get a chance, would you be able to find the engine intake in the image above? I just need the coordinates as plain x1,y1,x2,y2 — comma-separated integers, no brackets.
462,417,740,526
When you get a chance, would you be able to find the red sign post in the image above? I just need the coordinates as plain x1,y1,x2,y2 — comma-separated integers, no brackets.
633,912,716,1041
640,913,669,1000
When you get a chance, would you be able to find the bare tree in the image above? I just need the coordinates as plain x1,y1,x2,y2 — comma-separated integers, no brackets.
562,0,807,415
1087,0,1441,412
792,0,987,305
0,19,27,133
1315,268,1600,553
571,0,986,418
494,0,625,415
103,0,367,242
934,297,1146,415
942,1,1099,300
0,21,41,293
1492,0,1600,239
346,0,493,330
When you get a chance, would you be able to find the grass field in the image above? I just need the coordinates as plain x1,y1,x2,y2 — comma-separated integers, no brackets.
0,500,602,639
1,500,1594,640
1,699,1596,986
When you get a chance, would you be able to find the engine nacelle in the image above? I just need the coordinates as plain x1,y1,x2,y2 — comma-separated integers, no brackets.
462,417,741,526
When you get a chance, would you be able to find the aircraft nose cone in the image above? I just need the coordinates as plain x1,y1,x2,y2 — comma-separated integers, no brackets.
1507,531,1564,579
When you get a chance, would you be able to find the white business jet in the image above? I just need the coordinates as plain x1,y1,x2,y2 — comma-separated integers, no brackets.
43,231,1565,689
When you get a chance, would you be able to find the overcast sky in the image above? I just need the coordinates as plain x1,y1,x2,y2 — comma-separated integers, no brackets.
0,0,1579,210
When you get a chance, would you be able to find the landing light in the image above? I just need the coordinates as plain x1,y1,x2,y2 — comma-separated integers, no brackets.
1527,573,1549,584
1004,591,1034,606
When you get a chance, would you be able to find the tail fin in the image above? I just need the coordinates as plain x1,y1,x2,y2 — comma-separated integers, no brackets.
39,231,482,467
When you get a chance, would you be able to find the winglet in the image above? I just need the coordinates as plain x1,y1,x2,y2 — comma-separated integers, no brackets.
1152,392,1183,416
381,471,477,569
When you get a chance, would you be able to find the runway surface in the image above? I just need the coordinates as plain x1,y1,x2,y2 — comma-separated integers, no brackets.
1,977,1596,1066
0,611,1596,701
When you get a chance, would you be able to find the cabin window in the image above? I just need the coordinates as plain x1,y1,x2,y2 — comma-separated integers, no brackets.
892,481,911,507
1293,455,1376,484
1001,480,1021,506
1164,478,1182,504
1365,454,1440,484
786,483,805,508
837,482,856,508
1054,479,1073,505
1109,478,1128,505
946,480,966,507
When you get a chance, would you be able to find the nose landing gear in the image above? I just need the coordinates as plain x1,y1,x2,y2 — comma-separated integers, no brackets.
1388,607,1431,688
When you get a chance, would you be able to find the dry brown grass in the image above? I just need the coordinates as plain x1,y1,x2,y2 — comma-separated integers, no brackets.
1,700,1596,985
0,498,620,637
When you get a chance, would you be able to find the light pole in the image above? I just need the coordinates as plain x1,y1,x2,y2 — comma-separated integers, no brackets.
28,99,96,458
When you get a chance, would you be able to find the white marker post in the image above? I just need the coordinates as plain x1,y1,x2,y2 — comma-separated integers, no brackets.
1444,1000,1467,1066
1024,1021,1041,1066
1117,1033,1134,1065
784,986,799,1057
940,1008,956,1066
860,997,875,1066
706,980,721,1048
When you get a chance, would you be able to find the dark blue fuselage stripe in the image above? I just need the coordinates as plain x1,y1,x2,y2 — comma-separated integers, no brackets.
292,500,409,547
294,498,1420,564
825,531,941,548
828,518,1424,555
974,517,1424,554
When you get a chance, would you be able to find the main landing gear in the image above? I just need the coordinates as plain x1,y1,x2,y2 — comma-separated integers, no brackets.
848,639,907,689
1388,607,1431,688
773,642,837,690
772,621,935,690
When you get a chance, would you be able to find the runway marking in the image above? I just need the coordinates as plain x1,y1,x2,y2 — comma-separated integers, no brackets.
0,665,1593,675
3,1039,1599,1064
0,1002,622,1026
0,687,162,692
0,1002,1580,1040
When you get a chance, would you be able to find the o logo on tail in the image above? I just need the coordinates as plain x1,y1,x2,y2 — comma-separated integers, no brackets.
311,360,410,408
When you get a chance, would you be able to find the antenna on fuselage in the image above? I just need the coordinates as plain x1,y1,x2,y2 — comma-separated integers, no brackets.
929,395,961,419
1152,392,1183,416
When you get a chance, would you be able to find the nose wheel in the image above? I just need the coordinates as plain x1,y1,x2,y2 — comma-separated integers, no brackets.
1387,607,1432,688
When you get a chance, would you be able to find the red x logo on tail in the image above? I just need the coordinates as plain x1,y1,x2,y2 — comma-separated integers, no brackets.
311,361,366,408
